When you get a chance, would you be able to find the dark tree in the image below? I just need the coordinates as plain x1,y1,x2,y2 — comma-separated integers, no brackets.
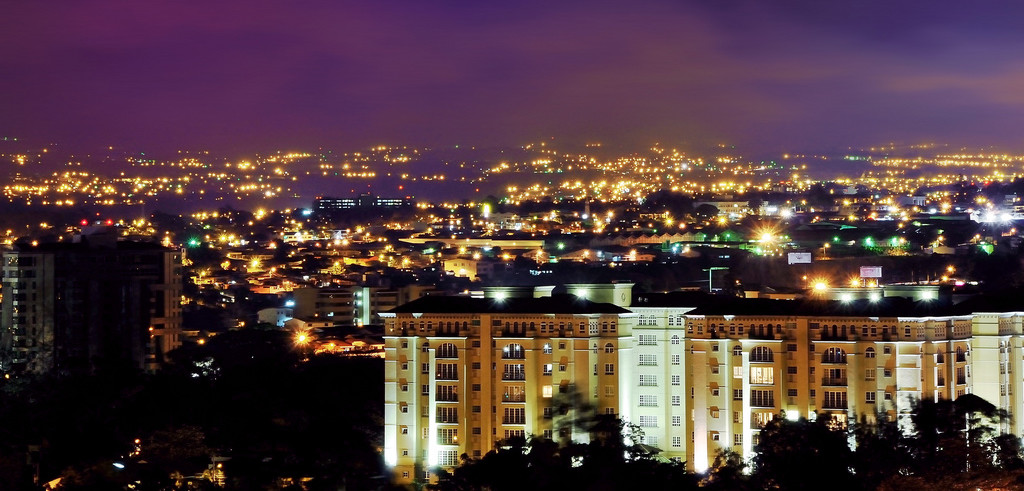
751,415,853,491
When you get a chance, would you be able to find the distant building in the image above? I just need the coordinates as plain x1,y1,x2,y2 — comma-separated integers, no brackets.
293,284,437,327
293,287,355,324
0,231,183,374
315,194,413,211
257,307,293,327
442,258,475,278
283,317,333,331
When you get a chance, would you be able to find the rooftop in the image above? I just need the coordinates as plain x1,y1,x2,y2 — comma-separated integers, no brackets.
387,294,631,315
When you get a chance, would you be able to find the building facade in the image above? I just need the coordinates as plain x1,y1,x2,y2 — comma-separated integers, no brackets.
294,284,437,327
0,234,183,374
383,284,1024,484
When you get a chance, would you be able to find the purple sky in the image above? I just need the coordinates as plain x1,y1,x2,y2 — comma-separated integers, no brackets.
3,1,1024,156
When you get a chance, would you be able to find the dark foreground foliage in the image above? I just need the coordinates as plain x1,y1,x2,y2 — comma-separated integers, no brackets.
0,329,385,490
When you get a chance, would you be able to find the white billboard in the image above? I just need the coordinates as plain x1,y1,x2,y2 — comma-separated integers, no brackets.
860,266,882,278
787,252,812,264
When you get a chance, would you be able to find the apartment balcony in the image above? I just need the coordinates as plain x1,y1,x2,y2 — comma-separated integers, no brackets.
502,372,526,381
819,334,851,341
821,401,848,410
750,399,775,409
821,377,848,386
436,373,459,381
503,418,526,425
503,394,526,403
436,394,459,402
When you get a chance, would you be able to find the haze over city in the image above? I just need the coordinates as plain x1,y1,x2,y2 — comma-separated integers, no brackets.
5,0,1024,157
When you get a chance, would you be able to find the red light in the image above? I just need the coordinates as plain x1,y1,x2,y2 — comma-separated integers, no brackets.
105,219,113,226
80,219,88,226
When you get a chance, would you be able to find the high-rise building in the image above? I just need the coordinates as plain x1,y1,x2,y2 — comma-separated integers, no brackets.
0,231,183,374
382,284,1024,484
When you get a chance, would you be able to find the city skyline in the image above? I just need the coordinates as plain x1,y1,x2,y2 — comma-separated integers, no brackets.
4,1,1024,158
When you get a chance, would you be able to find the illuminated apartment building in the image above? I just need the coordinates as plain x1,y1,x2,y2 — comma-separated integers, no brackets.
382,284,634,483
383,284,1024,484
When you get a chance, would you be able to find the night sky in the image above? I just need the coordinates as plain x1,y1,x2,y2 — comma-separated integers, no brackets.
3,1,1024,156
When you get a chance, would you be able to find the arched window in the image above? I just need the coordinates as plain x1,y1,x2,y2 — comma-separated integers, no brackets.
421,341,430,352
750,346,774,363
955,346,967,362
605,343,614,353
936,349,945,363
436,343,458,359
822,347,847,364
733,345,742,356
864,347,875,359
670,335,680,345
503,343,525,359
